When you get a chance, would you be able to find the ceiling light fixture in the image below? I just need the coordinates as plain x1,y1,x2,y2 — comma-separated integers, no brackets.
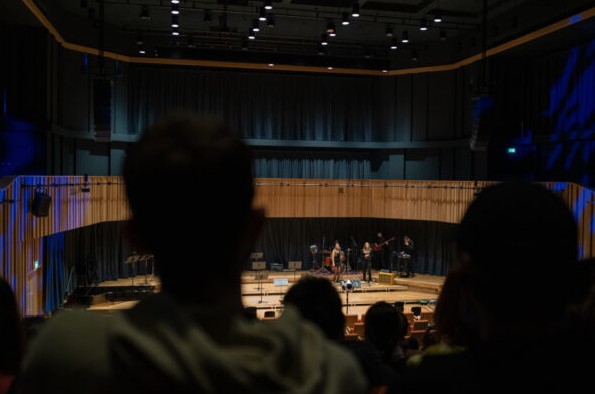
259,8,267,22
326,21,336,34
252,19,260,32
171,0,180,4
172,28,180,36
171,15,179,28
390,39,398,50
351,2,360,18
140,5,150,20
433,11,442,23
139,48,146,55
321,34,328,46
385,26,393,37
401,30,409,43
420,17,428,31
248,29,256,40
266,14,275,28
342,12,350,26
171,4,179,15
264,0,273,11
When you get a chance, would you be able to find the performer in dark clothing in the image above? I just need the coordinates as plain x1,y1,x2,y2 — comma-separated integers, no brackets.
374,232,390,271
402,235,415,277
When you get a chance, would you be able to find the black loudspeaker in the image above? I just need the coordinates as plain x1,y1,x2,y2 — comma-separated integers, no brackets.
31,190,51,217
93,78,112,141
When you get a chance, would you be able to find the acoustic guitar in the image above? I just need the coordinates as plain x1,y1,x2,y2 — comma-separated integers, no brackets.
374,236,395,252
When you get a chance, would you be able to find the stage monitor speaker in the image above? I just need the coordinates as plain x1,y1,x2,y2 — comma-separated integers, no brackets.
93,78,112,141
31,190,51,217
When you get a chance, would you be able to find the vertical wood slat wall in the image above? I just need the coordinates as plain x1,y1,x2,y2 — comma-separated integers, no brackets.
1,177,593,315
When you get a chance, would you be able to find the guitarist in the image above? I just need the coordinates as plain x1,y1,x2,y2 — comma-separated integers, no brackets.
373,231,390,271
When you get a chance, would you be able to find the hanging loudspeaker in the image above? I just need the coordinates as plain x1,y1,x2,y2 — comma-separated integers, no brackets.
31,190,51,217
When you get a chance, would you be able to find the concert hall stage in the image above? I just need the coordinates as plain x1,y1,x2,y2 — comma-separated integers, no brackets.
80,269,444,320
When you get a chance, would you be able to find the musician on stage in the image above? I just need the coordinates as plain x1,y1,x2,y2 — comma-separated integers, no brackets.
330,241,343,282
361,242,373,283
401,235,415,277
374,231,389,271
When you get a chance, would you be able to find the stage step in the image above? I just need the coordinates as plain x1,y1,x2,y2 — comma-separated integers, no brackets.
66,285,156,307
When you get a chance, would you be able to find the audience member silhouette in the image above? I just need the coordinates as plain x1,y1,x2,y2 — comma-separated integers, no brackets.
400,181,590,393
17,112,366,394
284,276,397,392
0,278,23,394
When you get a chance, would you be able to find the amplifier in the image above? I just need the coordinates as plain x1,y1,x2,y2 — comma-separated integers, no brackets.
378,272,395,285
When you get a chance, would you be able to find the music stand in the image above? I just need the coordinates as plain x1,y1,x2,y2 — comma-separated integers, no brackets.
252,261,267,303
287,261,302,283
125,255,140,285
140,254,153,284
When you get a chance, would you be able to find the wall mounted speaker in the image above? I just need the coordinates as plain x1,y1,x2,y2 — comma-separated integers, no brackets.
31,190,51,217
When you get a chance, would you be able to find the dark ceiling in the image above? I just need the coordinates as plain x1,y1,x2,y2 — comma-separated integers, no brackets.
7,0,595,70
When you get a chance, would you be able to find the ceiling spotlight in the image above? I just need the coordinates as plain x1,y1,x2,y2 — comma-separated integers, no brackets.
171,15,179,28
259,8,267,22
320,34,328,46
440,29,447,41
140,5,150,20
248,29,256,40
171,4,179,15
138,48,146,55
252,19,260,32
171,0,180,4
382,69,388,73
266,14,275,28
326,21,336,34
264,0,273,10
172,28,180,36
327,66,333,70
433,11,442,23
341,12,350,26
385,26,393,37
390,39,398,50
420,17,428,31
411,50,418,61
135,32,144,45
268,63,274,67
351,2,360,18
187,37,196,48
401,30,409,43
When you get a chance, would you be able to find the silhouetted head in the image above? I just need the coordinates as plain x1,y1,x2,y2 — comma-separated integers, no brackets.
455,181,578,329
364,301,407,361
0,278,23,375
283,276,345,341
123,112,257,293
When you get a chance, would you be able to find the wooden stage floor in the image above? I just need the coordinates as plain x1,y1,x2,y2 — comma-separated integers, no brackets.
90,269,444,320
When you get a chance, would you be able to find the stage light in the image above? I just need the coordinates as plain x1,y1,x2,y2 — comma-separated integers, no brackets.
264,0,273,10
320,34,328,46
433,12,442,23
420,17,428,31
140,5,150,20
266,14,275,28
171,4,179,15
259,8,267,21
342,12,350,26
252,19,260,32
171,15,179,28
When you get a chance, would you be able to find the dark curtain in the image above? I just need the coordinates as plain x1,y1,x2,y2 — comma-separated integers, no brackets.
254,150,371,179
43,232,73,313
127,66,377,141
253,218,456,276
62,221,134,287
